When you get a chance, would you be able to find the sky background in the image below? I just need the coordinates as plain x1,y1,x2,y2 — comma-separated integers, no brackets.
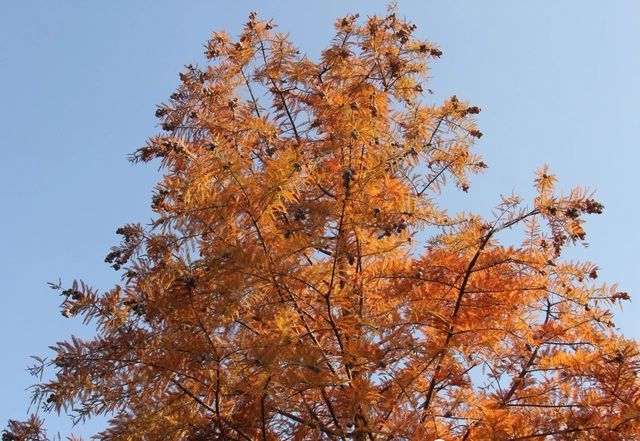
1,1,638,438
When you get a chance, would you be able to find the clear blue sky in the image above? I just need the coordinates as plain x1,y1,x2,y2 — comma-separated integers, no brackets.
1,1,638,437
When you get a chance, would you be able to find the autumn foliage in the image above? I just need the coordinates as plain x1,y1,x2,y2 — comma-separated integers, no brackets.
5,9,640,441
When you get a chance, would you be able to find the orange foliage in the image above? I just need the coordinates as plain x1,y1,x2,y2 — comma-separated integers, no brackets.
5,8,639,441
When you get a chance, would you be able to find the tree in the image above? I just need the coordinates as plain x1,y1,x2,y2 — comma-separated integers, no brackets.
5,8,639,441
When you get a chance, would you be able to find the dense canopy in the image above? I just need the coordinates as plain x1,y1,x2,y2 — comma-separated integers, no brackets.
5,9,639,441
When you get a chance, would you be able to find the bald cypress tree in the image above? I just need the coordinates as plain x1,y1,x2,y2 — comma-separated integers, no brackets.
5,9,639,441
